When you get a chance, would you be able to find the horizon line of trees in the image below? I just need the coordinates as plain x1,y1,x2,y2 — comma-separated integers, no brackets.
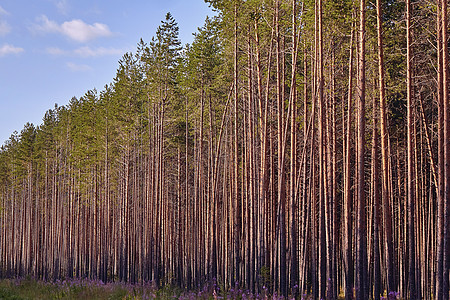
0,0,449,299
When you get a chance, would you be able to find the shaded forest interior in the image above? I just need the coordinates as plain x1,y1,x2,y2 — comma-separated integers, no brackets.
1,0,450,299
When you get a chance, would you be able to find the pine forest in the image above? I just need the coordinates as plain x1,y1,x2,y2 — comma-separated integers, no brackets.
0,0,450,299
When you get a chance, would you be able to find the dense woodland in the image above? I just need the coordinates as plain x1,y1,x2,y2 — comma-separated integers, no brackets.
0,0,449,299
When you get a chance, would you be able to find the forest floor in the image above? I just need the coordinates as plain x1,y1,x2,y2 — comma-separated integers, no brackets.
0,278,404,299
0,277,295,300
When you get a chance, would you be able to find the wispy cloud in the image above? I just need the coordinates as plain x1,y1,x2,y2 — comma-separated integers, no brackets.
0,44,24,57
74,46,124,57
46,46,125,57
66,62,92,72
55,0,70,15
32,15,113,43
0,5,11,36
0,6,9,16
46,47,67,55
32,15,59,33
0,20,11,36
61,20,112,42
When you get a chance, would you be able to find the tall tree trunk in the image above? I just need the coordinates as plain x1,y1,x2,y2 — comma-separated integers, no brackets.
406,0,417,297
372,86,382,300
233,2,241,286
290,0,299,294
441,0,450,296
356,0,368,297
436,0,445,296
376,0,396,293
317,0,327,297
344,23,355,300
275,0,287,296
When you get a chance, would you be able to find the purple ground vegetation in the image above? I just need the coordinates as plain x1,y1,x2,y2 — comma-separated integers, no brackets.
2,276,317,299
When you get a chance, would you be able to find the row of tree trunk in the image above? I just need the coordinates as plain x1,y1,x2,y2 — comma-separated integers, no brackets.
0,0,449,299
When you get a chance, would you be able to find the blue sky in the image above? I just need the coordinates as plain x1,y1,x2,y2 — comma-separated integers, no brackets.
0,0,214,145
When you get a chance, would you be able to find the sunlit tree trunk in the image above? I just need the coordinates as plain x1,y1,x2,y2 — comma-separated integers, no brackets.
344,23,355,300
356,0,368,296
441,0,450,296
406,0,417,297
376,0,396,292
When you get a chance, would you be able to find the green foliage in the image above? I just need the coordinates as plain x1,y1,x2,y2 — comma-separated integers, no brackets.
185,16,222,89
258,266,272,291
182,16,228,141
0,279,146,300
0,145,12,190
144,12,182,91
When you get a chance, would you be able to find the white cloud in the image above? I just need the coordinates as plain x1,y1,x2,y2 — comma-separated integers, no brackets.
0,6,11,36
0,20,11,36
66,62,92,72
46,46,124,57
0,44,24,57
73,46,123,57
0,6,9,16
46,47,67,55
56,0,70,15
61,20,112,42
32,15,59,33
32,15,113,43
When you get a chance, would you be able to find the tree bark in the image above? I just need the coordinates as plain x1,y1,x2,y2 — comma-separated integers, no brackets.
406,0,417,297
344,23,355,300
356,0,368,297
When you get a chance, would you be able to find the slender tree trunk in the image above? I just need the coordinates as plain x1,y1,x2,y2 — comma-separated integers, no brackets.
233,2,241,286
317,0,327,297
406,0,417,297
275,0,287,296
290,0,299,294
376,0,396,293
344,24,355,300
436,0,445,296
441,0,450,296
356,0,368,296
372,86,382,300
